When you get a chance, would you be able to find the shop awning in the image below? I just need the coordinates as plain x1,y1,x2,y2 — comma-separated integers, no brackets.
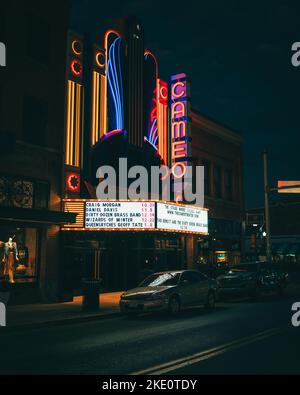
0,206,77,225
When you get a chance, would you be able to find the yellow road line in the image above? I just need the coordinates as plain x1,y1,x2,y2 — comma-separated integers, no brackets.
131,327,286,375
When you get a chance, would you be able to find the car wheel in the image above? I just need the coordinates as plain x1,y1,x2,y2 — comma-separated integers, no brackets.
205,291,216,309
168,295,181,315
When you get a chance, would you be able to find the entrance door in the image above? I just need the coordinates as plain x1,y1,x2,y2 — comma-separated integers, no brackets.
63,247,102,296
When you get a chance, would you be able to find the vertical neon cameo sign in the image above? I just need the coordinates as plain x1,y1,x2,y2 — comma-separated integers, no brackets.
170,73,192,201
170,73,191,168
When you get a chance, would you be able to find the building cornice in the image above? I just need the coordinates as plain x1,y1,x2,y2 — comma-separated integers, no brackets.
191,109,243,145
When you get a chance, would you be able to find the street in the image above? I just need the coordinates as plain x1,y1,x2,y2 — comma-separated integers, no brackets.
1,0,300,382
0,293,299,375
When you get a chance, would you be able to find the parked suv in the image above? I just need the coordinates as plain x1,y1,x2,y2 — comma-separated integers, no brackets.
217,261,288,299
120,270,218,316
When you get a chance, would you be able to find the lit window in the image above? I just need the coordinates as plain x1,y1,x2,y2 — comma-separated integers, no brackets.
0,227,39,284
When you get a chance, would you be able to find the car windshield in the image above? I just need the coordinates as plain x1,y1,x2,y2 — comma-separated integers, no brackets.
139,272,181,287
227,264,258,273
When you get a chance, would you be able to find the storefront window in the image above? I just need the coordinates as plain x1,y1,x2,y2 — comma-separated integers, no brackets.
0,226,39,283
0,175,49,209
215,250,228,264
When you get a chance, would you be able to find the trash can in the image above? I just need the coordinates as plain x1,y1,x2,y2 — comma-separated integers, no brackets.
82,278,102,311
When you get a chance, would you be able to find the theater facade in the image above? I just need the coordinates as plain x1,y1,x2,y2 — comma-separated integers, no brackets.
59,16,244,297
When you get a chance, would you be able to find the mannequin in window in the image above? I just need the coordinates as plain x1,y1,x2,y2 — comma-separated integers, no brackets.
2,237,19,283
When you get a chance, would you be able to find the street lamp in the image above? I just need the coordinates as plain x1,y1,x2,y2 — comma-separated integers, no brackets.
263,150,272,262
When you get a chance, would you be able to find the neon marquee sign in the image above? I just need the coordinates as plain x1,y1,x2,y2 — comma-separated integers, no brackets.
70,59,83,77
157,79,168,163
66,172,81,192
170,73,191,167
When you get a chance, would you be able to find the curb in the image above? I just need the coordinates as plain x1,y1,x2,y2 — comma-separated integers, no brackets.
3,309,120,333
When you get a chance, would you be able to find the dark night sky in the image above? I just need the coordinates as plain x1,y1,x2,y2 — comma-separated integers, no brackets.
70,0,300,209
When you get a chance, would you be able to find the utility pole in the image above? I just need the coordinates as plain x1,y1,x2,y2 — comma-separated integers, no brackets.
263,150,272,262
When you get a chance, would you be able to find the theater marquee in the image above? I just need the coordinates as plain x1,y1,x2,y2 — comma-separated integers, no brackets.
156,202,208,234
62,199,208,235
85,201,155,229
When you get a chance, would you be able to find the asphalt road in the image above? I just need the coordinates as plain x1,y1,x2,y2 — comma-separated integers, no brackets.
0,293,299,375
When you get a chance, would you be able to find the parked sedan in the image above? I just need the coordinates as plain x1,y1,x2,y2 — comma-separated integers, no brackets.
119,270,218,316
217,261,288,299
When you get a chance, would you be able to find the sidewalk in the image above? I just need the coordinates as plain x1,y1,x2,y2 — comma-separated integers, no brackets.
5,292,122,330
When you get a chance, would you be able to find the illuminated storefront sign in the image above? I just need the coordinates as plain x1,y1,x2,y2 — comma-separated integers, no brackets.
65,34,84,169
91,47,106,145
215,251,228,263
170,73,191,166
156,202,208,233
277,180,300,193
144,50,159,150
65,80,83,167
66,172,80,192
62,199,208,234
71,40,83,56
157,79,168,163
70,59,83,77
